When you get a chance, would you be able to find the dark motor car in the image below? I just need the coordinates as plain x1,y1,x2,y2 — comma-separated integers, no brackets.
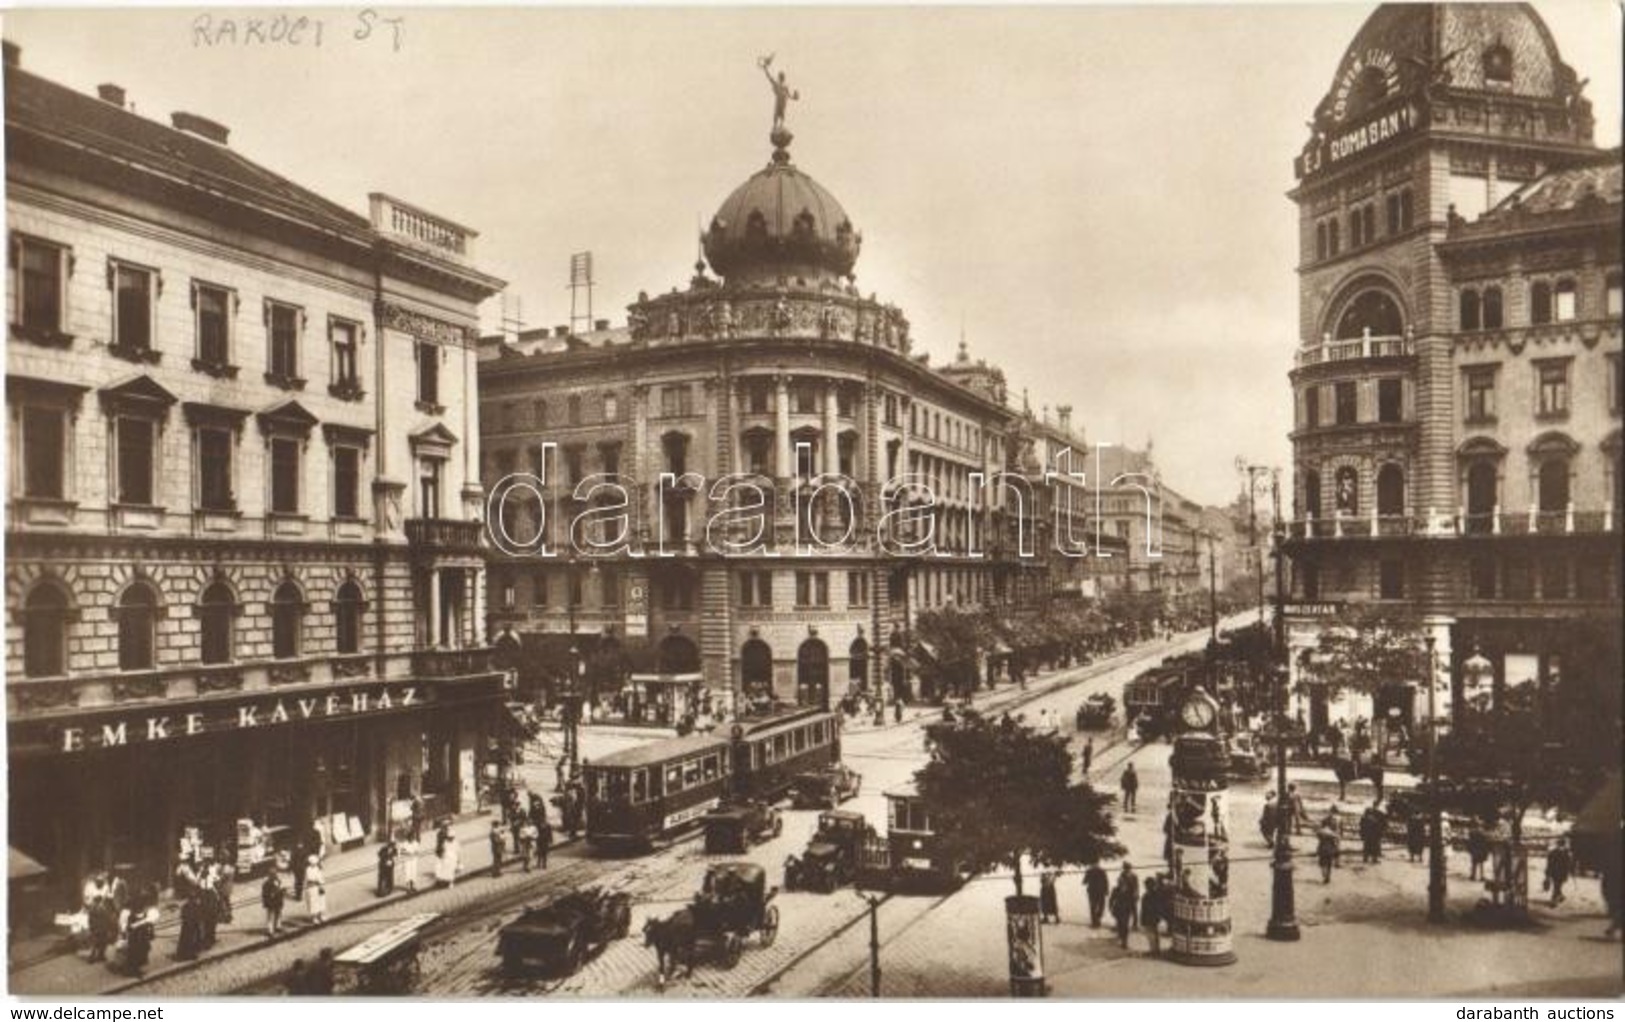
789,764,862,809
497,889,631,975
702,800,783,854
783,810,871,893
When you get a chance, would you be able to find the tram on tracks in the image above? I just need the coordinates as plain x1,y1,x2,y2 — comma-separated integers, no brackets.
584,704,840,850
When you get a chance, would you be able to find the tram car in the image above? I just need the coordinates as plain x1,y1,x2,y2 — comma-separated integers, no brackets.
583,705,841,850
730,704,842,801
583,733,734,850
881,786,962,891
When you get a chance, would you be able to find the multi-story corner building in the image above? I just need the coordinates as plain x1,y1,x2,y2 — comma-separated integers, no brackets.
1282,4,1621,730
4,44,506,894
479,118,1029,712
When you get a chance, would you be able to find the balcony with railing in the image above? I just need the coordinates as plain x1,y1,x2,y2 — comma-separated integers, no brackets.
1295,333,1414,368
1285,503,1617,541
411,646,496,681
405,517,485,553
369,193,475,260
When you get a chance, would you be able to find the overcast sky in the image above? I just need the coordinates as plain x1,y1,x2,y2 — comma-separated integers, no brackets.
7,3,1620,505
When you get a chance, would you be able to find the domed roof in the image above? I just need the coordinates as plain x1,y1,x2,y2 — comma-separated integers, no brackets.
1310,3,1580,128
702,154,862,283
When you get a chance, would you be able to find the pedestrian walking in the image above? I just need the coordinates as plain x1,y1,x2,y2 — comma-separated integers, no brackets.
1287,783,1307,835
116,892,157,977
198,863,220,948
1259,792,1278,849
305,857,327,924
489,820,507,878
1467,821,1491,880
1109,877,1134,948
1039,870,1060,924
1316,826,1340,884
82,872,114,963
1360,804,1386,864
376,837,398,897
894,699,904,724
519,819,538,871
215,859,234,925
1081,737,1094,774
1083,863,1109,928
290,837,309,901
1119,862,1140,927
1544,837,1574,907
1600,855,1622,938
537,816,553,870
261,871,286,937
409,795,425,842
174,893,203,961
436,829,460,887
1140,877,1162,957
1120,763,1139,813
399,837,421,892
1405,813,1426,863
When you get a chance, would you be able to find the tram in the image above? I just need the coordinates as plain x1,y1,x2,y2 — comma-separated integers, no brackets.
583,704,841,850
583,733,733,850
882,785,961,890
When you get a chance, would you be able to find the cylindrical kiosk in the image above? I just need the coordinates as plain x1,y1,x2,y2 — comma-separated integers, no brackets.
1166,688,1237,966
1004,894,1046,996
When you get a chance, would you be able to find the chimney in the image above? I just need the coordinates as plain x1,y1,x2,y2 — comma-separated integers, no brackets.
170,111,229,145
554,325,569,338
97,83,126,107
593,319,609,332
3,41,19,68
1057,405,1073,433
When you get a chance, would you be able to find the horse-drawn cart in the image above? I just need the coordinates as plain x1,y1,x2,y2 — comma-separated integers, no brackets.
332,913,439,995
497,888,631,976
644,862,778,987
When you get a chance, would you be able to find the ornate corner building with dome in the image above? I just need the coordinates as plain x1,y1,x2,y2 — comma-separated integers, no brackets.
1282,3,1622,730
478,121,1054,714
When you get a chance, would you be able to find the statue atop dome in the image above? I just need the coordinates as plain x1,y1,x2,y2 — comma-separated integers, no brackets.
758,55,800,134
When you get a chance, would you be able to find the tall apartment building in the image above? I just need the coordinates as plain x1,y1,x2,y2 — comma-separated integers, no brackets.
1281,4,1621,730
5,44,505,893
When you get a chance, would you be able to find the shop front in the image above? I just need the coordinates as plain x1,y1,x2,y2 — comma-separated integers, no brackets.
7,676,505,904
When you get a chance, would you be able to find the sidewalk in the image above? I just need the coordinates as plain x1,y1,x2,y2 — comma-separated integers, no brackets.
8,809,567,997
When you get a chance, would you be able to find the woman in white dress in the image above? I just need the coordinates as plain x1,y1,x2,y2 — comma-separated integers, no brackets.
304,856,327,924
398,837,421,892
435,833,460,887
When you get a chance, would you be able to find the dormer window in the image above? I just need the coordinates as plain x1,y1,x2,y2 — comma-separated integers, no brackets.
1483,43,1513,87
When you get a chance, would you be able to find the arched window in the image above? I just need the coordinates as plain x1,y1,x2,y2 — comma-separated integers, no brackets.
334,581,365,655
657,634,699,674
741,639,773,702
23,581,72,678
1530,281,1553,324
1483,286,1504,329
1483,43,1513,86
1327,219,1340,255
1315,222,1328,261
1459,289,1481,331
271,581,304,660
849,637,870,687
1303,469,1322,519
1334,289,1404,339
1376,464,1405,516
198,581,236,665
1537,458,1570,512
117,582,160,672
1465,461,1499,532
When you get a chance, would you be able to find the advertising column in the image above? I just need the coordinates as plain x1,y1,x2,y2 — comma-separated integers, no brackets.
1166,686,1237,966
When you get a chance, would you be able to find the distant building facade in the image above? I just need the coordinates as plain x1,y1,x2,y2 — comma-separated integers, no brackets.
1282,4,1621,729
5,44,505,893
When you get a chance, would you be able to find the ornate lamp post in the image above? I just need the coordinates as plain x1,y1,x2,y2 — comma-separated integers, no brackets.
1264,468,1300,942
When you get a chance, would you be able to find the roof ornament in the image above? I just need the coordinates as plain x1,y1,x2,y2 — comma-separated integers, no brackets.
758,54,800,164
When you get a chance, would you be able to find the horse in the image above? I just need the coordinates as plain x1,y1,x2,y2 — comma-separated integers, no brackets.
1331,756,1385,802
642,909,696,989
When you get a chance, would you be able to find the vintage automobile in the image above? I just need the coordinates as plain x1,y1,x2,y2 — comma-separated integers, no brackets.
496,888,632,976
1075,693,1116,730
702,800,784,854
1227,732,1266,780
789,764,863,809
783,809,872,893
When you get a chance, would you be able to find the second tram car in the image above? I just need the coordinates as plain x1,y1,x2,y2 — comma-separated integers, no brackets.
883,785,961,890
582,705,841,850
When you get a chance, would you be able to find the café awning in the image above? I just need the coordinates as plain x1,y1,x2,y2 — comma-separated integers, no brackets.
9,845,49,882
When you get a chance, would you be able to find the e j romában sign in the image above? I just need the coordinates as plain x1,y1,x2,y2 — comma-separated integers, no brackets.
31,683,429,755
1296,100,1420,179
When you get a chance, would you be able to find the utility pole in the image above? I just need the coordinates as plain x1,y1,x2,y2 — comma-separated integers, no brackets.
1265,466,1300,941
1425,634,1447,923
865,892,882,997
1206,530,1218,644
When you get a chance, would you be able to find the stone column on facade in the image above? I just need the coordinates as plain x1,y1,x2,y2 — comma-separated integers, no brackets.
823,380,840,477
426,568,441,648
631,384,650,545
775,375,792,480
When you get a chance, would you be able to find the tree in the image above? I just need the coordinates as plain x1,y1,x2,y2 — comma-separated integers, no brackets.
915,711,1124,894
1301,604,1429,702
914,606,992,699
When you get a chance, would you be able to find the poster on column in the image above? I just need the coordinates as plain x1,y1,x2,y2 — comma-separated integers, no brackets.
625,582,649,637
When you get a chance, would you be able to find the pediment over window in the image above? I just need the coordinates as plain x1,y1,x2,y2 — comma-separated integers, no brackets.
1526,431,1579,457
322,423,375,448
98,375,178,415
7,376,89,408
257,400,319,437
183,401,250,430
1456,436,1508,459
410,422,459,458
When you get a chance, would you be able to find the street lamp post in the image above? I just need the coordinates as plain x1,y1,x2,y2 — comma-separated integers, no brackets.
1425,634,1447,923
1206,530,1218,645
1265,467,1300,942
